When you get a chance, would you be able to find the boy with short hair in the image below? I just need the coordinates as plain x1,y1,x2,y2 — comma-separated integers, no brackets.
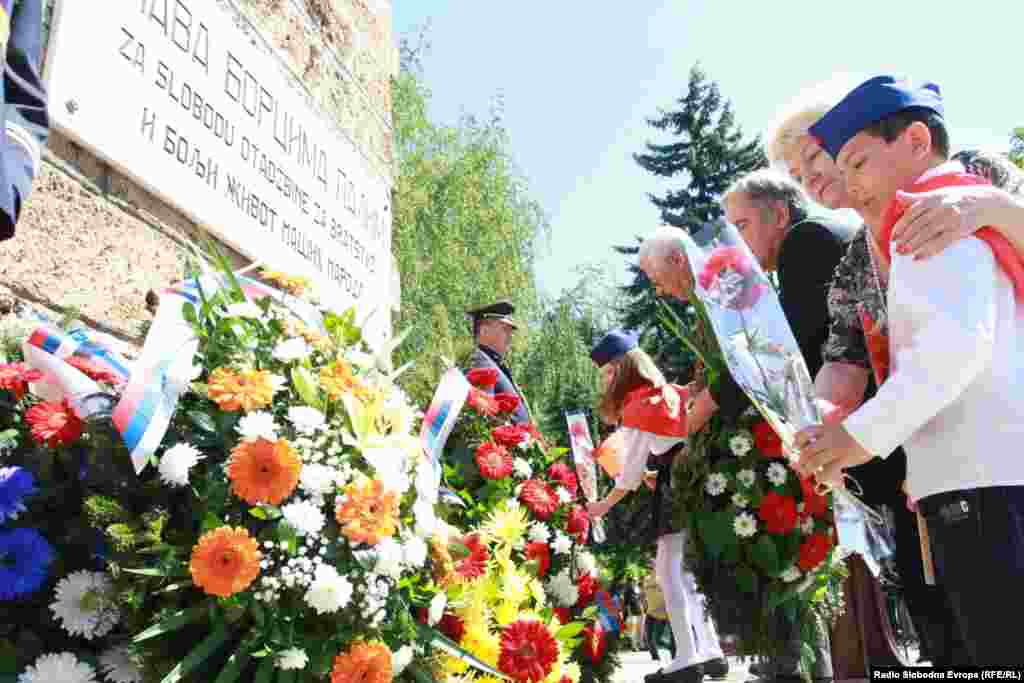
796,75,1024,665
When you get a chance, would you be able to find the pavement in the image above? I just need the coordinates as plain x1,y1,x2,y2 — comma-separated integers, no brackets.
610,651,871,683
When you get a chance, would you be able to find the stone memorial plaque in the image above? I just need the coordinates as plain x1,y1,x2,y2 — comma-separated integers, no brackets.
45,0,393,342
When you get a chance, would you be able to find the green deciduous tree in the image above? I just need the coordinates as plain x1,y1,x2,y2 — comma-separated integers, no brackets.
390,61,547,407
1011,126,1024,169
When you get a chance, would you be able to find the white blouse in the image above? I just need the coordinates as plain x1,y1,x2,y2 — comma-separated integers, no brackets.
844,166,1024,501
615,427,686,492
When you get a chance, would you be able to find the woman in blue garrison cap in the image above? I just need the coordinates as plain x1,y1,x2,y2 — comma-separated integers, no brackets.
586,329,728,683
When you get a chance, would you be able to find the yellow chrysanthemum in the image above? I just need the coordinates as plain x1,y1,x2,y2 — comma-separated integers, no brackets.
459,586,491,628
462,627,500,668
495,600,519,626
529,578,547,605
440,654,468,676
500,569,531,606
483,501,529,548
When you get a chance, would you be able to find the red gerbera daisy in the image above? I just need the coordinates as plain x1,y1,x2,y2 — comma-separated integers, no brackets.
548,463,578,496
25,400,84,448
439,612,466,642
494,392,521,414
519,479,559,520
454,533,490,581
466,367,499,389
757,491,799,534
0,362,43,401
567,505,590,544
466,387,500,417
552,607,571,625
493,424,530,448
798,531,835,571
752,421,783,458
524,541,551,578
576,573,599,608
498,619,560,683
476,441,513,480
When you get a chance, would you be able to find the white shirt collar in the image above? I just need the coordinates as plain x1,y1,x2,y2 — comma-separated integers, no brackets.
916,160,965,184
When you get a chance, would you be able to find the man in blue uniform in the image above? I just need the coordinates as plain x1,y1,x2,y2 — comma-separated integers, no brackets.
465,300,531,424
0,0,48,240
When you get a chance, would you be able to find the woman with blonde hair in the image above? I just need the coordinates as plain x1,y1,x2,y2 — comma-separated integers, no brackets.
587,329,727,683
759,76,1024,667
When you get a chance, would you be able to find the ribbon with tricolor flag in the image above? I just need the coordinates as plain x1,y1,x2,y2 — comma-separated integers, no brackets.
419,366,472,506
594,589,623,635
21,323,132,416
566,411,605,543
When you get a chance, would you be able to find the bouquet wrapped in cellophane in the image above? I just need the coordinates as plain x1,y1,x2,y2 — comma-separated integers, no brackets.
658,222,849,673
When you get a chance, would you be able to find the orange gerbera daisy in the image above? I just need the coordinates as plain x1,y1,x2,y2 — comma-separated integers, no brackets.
262,269,312,296
335,479,398,546
207,367,276,412
330,641,392,683
189,526,261,597
228,437,301,505
319,357,370,401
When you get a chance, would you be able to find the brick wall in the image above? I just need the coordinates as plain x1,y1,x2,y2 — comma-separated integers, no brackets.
0,0,396,345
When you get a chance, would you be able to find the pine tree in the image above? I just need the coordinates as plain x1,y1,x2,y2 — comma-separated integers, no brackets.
619,64,767,378
634,64,767,233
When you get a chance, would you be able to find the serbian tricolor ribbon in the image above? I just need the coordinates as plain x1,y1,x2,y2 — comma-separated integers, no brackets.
594,590,623,635
419,367,471,504
566,411,605,542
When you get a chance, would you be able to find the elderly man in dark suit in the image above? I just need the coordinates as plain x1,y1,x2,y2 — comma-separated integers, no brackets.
0,0,49,241
465,300,531,424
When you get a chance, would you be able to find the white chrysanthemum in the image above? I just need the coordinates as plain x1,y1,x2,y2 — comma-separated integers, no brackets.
513,458,533,479
556,487,574,505
374,537,404,579
577,551,598,576
528,522,551,543
552,532,573,556
564,662,582,683
732,493,749,509
362,446,411,495
428,592,447,625
547,569,580,607
303,565,353,614
733,512,757,538
281,500,326,536
288,405,326,433
276,647,309,670
98,646,143,683
403,536,428,568
392,644,413,675
18,652,98,683
299,463,337,497
50,570,120,639
158,443,202,487
705,473,728,496
237,411,279,440
225,302,262,319
729,432,754,457
780,566,802,583
801,515,815,535
736,469,756,488
272,337,312,363
767,462,788,486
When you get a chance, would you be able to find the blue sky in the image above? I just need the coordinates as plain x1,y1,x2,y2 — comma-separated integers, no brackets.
392,1,1024,297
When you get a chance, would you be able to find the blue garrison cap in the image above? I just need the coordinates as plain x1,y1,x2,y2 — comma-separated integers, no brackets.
591,329,639,368
809,75,944,160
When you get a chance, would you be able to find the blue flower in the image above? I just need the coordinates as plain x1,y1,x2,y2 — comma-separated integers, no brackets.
0,527,54,600
0,466,36,523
